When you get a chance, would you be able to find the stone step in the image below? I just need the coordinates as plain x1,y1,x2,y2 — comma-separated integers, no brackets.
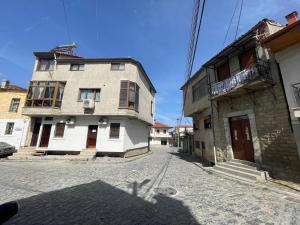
212,168,257,183
230,159,261,168
214,165,259,182
226,161,261,170
219,162,262,176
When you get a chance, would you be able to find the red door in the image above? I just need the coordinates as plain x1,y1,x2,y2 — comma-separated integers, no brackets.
229,116,254,162
39,124,52,148
217,62,231,81
239,48,257,70
86,125,98,148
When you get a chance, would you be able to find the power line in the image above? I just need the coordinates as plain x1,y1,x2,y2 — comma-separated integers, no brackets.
223,0,240,46
180,0,206,126
61,0,72,43
234,0,244,40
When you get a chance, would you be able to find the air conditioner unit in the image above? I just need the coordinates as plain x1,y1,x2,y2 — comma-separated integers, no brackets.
66,117,76,125
98,117,108,125
83,99,95,109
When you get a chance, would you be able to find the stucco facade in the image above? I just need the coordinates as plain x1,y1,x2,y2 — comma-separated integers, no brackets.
22,51,156,155
150,123,172,146
0,82,29,149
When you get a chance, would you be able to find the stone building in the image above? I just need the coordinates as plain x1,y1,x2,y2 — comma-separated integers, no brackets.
0,80,29,149
205,19,300,179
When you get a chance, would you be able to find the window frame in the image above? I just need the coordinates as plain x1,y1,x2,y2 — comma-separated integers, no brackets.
78,89,101,102
5,122,14,135
192,76,208,102
25,81,66,108
37,59,55,71
54,122,66,138
9,98,20,112
118,80,139,112
109,123,120,139
70,64,85,71
204,116,212,129
111,63,125,71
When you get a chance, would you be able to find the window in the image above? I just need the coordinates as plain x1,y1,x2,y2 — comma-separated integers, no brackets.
150,101,154,116
156,129,160,134
70,64,85,71
192,76,208,102
25,81,65,108
9,98,20,112
239,48,257,70
111,63,125,71
119,81,139,111
163,130,167,134
54,123,65,138
193,120,199,131
37,59,54,71
195,141,200,149
79,89,100,101
109,123,120,139
201,141,206,150
5,122,14,135
204,116,212,129
217,62,230,81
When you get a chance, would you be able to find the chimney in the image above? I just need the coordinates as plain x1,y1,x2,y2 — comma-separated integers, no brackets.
286,11,298,25
1,80,9,89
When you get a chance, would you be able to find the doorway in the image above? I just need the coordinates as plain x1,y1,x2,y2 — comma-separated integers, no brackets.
39,124,52,148
229,115,254,162
86,125,98,148
30,119,41,146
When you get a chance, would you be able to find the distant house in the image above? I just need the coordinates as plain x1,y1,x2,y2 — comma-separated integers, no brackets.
20,47,156,157
263,11,300,157
0,80,29,149
150,122,172,146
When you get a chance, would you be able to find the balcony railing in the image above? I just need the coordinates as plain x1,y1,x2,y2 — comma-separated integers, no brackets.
292,83,300,107
210,61,272,98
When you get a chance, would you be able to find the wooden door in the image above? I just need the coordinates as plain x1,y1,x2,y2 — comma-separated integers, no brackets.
217,62,231,81
39,124,51,148
86,125,98,148
30,120,41,146
239,48,257,70
229,116,254,162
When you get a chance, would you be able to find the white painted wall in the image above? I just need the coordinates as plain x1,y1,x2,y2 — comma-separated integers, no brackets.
36,116,148,153
0,119,29,149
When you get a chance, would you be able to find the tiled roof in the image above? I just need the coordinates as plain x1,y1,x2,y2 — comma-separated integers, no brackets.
0,84,27,92
178,125,193,128
153,122,172,128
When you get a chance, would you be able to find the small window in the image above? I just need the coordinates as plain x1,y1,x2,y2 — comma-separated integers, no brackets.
37,59,54,71
70,64,85,71
193,121,199,131
79,89,101,101
110,123,120,139
156,129,160,133
111,63,125,71
9,98,20,112
204,116,212,129
150,101,153,116
201,141,205,150
163,130,167,134
54,123,65,138
195,141,200,149
5,122,14,135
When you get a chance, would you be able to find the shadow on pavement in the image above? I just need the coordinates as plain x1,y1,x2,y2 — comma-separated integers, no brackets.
4,180,200,225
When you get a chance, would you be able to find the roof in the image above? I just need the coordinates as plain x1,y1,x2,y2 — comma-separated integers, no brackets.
0,84,27,92
153,122,172,128
33,52,157,93
262,19,300,52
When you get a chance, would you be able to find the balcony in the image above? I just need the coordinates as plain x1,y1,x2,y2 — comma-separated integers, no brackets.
292,83,300,118
210,61,274,100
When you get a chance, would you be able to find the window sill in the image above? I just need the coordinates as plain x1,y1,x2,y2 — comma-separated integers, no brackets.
52,137,64,140
108,138,121,141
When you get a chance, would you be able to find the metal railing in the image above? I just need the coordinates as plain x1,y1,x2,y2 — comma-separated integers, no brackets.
292,83,300,107
210,60,272,98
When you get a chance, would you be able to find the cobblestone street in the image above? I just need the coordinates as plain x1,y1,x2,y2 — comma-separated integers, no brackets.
1,147,300,225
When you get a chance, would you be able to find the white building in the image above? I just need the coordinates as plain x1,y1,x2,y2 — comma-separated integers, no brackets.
0,80,29,150
150,122,172,146
21,47,156,157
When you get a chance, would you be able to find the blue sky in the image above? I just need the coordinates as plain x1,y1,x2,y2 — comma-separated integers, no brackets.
0,0,298,126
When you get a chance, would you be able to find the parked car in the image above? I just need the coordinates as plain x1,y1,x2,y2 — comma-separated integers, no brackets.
0,142,16,157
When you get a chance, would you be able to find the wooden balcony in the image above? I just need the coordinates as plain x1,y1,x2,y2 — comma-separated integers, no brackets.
210,61,274,100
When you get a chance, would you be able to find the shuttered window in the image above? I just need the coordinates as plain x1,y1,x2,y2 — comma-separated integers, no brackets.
54,123,65,138
217,62,230,82
119,80,139,111
109,123,120,139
